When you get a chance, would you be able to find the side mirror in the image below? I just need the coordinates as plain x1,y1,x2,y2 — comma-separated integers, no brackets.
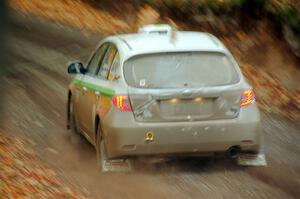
67,62,86,74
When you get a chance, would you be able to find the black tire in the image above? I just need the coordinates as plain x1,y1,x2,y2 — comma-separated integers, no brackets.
69,99,79,134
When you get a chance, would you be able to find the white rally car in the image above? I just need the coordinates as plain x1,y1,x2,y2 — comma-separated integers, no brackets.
67,25,266,171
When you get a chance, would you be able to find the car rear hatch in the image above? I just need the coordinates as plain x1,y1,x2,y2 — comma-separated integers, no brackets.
124,51,243,122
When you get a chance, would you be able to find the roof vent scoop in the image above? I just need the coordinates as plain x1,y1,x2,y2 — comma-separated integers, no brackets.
138,24,172,35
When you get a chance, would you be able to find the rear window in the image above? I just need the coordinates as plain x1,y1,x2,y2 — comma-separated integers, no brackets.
124,52,239,88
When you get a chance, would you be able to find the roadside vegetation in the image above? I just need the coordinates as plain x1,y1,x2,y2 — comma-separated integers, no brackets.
141,0,300,29
141,0,300,56
85,0,300,56
9,0,300,122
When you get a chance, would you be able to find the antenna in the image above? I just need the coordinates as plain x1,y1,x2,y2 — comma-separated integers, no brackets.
166,18,178,43
138,24,172,34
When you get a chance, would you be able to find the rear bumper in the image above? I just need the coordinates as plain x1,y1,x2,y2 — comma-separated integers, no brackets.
102,105,262,159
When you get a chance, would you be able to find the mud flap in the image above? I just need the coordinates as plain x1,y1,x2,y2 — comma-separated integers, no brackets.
98,137,134,172
237,152,267,166
102,159,133,172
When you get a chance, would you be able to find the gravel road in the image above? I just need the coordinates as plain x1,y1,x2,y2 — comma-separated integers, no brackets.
1,12,299,199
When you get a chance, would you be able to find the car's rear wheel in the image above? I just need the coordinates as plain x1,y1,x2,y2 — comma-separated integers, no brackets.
69,99,79,134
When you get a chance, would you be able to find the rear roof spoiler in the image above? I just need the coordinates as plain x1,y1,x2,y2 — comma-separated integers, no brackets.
138,24,172,34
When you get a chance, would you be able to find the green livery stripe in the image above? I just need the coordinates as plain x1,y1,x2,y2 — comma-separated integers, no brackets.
72,79,115,97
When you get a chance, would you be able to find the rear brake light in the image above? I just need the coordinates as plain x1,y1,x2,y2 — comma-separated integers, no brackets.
240,90,255,107
112,95,132,111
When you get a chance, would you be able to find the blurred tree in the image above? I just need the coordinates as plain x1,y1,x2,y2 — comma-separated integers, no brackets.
266,0,300,57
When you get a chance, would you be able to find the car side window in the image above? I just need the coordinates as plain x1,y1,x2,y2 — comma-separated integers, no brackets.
98,45,117,79
86,44,108,75
108,52,120,81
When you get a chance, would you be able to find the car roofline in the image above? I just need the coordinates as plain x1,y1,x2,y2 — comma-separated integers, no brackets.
107,31,226,53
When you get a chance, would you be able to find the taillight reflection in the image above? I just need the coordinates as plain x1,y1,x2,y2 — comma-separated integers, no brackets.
112,95,132,111
240,90,255,107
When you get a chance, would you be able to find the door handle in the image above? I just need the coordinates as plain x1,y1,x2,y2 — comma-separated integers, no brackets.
82,86,88,94
95,91,100,99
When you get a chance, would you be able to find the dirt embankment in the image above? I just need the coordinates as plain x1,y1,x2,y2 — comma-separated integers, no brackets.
9,0,300,122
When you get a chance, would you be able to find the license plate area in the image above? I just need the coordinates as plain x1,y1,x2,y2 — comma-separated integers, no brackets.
158,98,215,120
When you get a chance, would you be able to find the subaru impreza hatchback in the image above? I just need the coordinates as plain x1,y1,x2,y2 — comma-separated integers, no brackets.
67,24,263,171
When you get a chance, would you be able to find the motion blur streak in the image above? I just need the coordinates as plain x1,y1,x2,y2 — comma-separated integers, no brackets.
1,0,300,199
0,0,8,113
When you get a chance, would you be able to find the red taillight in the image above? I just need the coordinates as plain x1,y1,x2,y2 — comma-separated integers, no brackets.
240,90,255,107
112,95,132,111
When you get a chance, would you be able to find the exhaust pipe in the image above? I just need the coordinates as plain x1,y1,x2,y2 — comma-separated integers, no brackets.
227,146,240,159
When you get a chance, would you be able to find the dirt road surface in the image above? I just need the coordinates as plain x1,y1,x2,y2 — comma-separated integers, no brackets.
1,12,300,199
